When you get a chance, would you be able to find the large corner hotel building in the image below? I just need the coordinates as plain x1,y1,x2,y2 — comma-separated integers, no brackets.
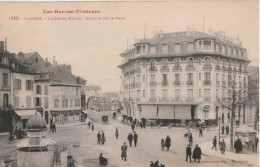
118,31,249,124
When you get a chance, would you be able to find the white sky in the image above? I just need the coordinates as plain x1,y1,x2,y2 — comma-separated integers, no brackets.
0,2,258,92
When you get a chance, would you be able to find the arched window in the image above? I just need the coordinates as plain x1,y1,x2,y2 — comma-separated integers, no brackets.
187,58,193,66
205,57,211,64
216,58,220,65
150,60,155,70
175,59,181,69
162,59,168,67
136,61,141,68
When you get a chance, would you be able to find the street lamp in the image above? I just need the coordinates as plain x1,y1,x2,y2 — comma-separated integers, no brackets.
218,116,221,145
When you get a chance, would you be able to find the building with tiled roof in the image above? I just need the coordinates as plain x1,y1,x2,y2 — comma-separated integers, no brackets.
118,30,250,125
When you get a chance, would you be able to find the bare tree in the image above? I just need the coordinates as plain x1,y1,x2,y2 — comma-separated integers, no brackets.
248,75,259,130
217,74,248,151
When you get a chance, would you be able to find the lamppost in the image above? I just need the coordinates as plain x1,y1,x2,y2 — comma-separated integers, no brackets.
218,116,221,145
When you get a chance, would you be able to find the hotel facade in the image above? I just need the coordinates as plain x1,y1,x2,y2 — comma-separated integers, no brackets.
118,31,249,124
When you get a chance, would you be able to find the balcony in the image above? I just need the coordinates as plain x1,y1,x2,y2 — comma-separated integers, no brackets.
135,67,141,73
129,98,135,101
171,97,182,102
149,97,157,102
216,81,220,87
204,81,211,85
233,67,238,73
1,85,11,90
0,105,13,111
186,97,194,102
222,66,227,71
150,82,157,87
135,82,141,88
186,81,194,85
204,97,211,102
159,97,169,102
160,66,169,72
161,81,169,87
215,65,221,71
203,64,212,71
173,66,182,72
185,65,195,71
148,67,157,72
173,81,181,86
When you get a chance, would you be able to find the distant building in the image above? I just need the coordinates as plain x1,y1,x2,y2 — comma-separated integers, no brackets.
34,64,85,125
118,30,250,124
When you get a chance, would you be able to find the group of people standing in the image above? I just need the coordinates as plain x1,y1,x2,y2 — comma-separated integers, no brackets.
127,132,138,147
88,121,95,131
185,144,202,163
161,135,172,151
221,125,230,134
97,130,106,145
50,120,56,132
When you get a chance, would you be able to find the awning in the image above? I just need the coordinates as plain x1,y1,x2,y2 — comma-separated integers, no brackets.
15,110,41,120
82,109,91,115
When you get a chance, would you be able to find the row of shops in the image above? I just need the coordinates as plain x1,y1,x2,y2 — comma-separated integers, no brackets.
12,108,88,130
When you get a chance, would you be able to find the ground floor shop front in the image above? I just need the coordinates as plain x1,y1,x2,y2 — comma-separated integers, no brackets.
121,101,257,125
49,110,84,125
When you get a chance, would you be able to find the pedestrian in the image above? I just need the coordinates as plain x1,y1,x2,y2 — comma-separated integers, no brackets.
222,125,224,134
185,145,192,163
212,136,217,151
234,137,242,153
238,120,240,126
115,127,119,139
91,123,94,131
99,153,107,166
189,133,193,146
150,161,154,167
14,127,18,139
131,123,135,131
161,139,165,150
88,121,91,129
127,133,133,147
121,142,127,161
53,122,56,132
17,128,22,139
134,131,138,147
199,127,203,137
50,122,53,132
255,137,258,153
192,144,202,163
165,135,171,151
226,125,229,134
154,160,159,167
97,131,101,144
140,122,143,128
101,131,106,144
220,139,226,154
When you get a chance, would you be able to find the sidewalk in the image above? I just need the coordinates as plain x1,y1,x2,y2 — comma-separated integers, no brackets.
199,138,259,167
47,118,92,128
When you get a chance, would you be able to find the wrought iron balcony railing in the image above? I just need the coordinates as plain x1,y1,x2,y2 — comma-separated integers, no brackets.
186,81,194,85
150,82,157,86
173,66,182,71
173,81,181,85
186,97,194,102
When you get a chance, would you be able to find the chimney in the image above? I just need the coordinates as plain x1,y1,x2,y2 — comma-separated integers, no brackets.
5,38,7,51
0,41,4,52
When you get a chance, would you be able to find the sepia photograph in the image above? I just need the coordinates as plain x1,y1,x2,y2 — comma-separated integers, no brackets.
0,1,259,167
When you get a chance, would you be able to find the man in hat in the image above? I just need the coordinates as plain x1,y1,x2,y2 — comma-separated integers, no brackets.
185,145,192,163
212,136,217,151
121,142,127,161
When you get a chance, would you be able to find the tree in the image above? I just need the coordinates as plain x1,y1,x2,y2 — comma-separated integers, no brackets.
217,73,248,151
248,74,259,130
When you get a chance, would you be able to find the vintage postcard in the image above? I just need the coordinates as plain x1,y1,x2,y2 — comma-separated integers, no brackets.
0,1,259,167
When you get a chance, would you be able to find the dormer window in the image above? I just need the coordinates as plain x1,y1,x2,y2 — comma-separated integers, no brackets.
2,55,7,64
136,45,142,54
